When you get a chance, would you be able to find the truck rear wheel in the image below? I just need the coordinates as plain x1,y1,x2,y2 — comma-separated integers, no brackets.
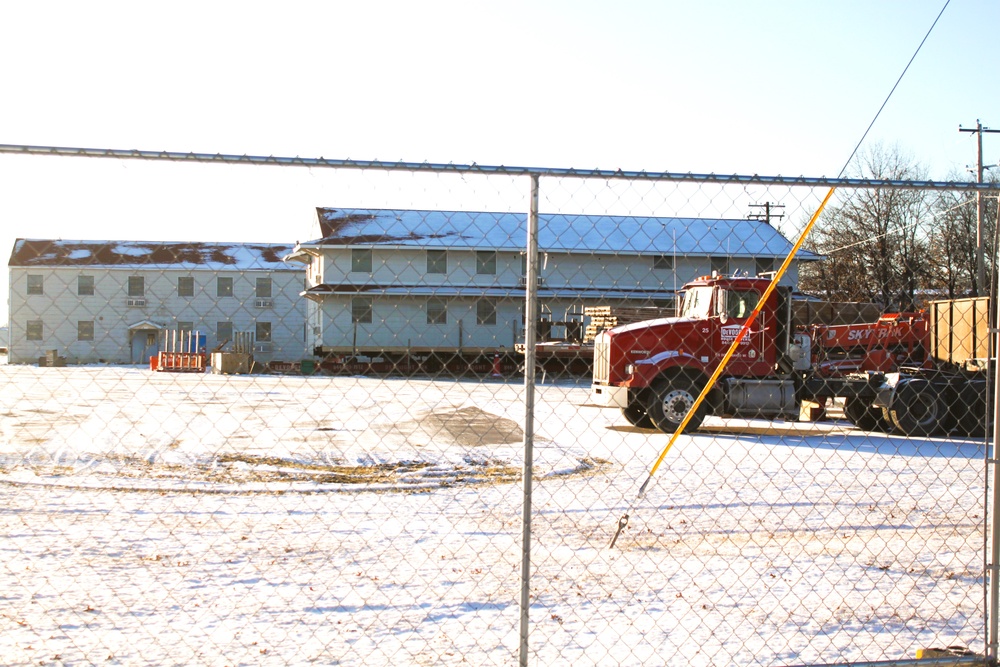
622,401,654,429
647,378,706,434
844,397,893,433
889,380,952,436
955,381,991,438
957,409,992,438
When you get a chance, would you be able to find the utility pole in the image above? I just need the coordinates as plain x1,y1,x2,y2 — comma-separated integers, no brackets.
748,202,785,227
959,120,1000,295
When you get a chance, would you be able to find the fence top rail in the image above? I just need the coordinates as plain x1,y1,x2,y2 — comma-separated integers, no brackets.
0,143,996,192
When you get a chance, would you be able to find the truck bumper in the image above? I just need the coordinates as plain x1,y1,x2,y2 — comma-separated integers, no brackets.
592,383,629,409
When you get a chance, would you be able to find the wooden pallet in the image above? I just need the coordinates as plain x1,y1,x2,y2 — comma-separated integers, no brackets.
583,306,674,343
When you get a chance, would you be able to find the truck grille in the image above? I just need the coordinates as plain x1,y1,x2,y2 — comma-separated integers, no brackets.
593,332,611,383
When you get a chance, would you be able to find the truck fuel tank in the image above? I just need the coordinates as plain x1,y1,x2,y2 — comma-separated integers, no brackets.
723,378,799,419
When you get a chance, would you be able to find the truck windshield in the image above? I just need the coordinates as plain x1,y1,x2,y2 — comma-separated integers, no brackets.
680,286,713,319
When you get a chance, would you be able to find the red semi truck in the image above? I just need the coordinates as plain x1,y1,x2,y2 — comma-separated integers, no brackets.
590,274,926,433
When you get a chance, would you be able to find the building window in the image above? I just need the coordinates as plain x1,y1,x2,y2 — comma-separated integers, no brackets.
477,251,497,275
755,257,775,275
177,276,195,297
78,275,95,296
255,277,272,298
217,277,234,298
177,321,194,332
26,274,43,295
477,299,497,326
256,321,272,342
653,255,674,271
427,298,447,325
352,297,373,324
127,276,145,297
77,321,95,341
710,256,729,275
426,250,447,274
217,321,233,343
352,249,373,273
26,320,43,341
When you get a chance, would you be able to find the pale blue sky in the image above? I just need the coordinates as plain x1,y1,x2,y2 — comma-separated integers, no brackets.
1,1,998,322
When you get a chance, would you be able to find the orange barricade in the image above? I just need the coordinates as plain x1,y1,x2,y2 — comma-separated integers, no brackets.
156,352,207,373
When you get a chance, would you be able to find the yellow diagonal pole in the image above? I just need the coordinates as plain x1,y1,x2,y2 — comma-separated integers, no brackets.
611,187,836,547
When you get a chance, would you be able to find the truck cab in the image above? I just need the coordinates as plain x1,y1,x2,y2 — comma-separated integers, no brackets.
591,275,807,433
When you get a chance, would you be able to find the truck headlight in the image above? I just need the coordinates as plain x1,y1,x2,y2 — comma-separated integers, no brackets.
625,364,636,376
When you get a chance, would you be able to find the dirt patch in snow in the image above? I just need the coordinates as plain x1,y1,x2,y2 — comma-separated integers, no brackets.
1,452,613,494
380,406,524,447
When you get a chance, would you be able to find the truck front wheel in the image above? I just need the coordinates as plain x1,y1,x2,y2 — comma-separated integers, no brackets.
647,378,706,434
889,380,952,436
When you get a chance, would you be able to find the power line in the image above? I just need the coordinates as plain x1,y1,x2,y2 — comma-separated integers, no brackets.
836,0,951,178
820,197,976,256
747,202,784,226
958,119,1000,295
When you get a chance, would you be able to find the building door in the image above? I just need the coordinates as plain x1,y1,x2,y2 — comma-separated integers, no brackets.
131,329,160,364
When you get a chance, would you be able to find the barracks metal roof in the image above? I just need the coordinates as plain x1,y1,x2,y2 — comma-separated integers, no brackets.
304,207,818,259
9,239,300,271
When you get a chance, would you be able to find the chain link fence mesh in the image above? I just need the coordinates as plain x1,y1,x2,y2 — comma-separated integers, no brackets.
1,162,995,665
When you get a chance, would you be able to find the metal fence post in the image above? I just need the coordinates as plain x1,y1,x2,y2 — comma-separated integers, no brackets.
989,243,1000,660
519,174,540,666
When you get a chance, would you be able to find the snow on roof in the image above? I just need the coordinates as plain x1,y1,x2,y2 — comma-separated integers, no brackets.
9,239,301,271
308,208,818,259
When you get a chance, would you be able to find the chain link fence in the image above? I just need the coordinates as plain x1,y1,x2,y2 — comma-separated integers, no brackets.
1,152,997,665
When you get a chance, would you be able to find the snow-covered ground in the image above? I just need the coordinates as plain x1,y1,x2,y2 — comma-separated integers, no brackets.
0,364,988,666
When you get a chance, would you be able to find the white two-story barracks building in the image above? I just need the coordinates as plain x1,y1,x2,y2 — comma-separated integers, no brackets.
284,208,814,357
8,239,307,365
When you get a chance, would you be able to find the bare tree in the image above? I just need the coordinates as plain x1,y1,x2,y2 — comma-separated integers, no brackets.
927,175,977,299
800,144,932,309
925,171,998,299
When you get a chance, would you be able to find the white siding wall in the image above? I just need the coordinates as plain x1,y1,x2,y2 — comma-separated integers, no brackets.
320,247,524,287
319,295,522,352
318,247,798,292
8,267,307,364
308,246,800,352
542,253,798,290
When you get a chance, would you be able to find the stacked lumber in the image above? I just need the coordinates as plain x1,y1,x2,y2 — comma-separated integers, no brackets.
583,306,674,343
